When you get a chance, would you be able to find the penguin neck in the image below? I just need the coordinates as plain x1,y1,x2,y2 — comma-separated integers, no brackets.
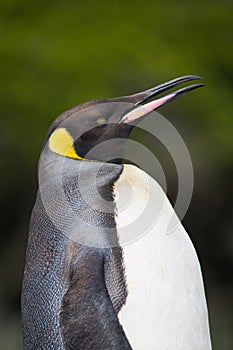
39,152,124,248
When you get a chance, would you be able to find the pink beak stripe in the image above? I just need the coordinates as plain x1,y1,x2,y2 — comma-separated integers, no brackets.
121,93,176,123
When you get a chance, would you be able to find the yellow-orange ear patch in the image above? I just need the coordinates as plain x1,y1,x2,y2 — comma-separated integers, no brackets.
49,128,83,160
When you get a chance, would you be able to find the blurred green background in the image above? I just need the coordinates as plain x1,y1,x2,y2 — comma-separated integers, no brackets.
0,0,233,349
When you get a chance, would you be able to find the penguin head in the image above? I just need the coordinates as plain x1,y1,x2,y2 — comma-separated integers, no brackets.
45,75,203,164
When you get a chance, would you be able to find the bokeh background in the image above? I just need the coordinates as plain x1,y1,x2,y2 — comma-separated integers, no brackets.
1,1,233,348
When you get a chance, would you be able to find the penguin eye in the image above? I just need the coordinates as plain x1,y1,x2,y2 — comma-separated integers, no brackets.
96,117,106,124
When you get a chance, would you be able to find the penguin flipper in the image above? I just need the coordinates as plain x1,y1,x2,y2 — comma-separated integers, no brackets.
104,247,128,314
60,244,132,350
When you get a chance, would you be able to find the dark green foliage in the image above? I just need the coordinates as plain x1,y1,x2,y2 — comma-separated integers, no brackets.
0,1,232,349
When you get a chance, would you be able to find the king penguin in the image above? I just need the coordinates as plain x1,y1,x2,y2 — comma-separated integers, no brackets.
21,75,212,350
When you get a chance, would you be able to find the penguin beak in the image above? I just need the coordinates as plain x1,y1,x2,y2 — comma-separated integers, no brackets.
119,75,204,124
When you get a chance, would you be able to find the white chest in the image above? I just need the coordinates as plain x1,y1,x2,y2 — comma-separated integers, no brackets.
114,165,211,350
